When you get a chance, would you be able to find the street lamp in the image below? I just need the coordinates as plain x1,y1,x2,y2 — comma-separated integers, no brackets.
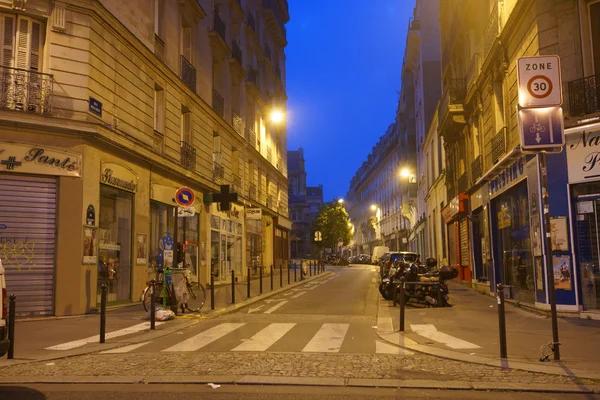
270,109,285,124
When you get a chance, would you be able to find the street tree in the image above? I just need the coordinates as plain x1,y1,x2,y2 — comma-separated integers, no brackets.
311,200,351,252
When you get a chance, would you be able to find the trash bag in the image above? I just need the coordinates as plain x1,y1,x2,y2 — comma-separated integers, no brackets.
155,309,175,321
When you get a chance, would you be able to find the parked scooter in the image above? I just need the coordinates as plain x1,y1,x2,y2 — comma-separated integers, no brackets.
395,259,458,307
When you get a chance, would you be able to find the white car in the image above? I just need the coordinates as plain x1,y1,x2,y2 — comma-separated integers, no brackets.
0,258,9,356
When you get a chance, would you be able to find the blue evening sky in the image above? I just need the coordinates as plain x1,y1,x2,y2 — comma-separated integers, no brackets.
285,0,415,202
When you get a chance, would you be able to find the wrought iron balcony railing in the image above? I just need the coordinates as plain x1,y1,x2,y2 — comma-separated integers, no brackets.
247,67,259,88
457,172,468,194
180,55,196,92
471,155,482,183
466,53,480,91
569,74,600,117
213,161,224,180
232,173,242,192
482,3,499,62
0,66,53,115
261,0,286,36
247,10,256,32
180,141,196,171
232,40,243,65
249,184,257,200
266,145,272,163
267,195,275,209
212,89,224,117
491,127,506,164
246,126,256,145
213,13,226,42
232,111,242,135
279,201,288,214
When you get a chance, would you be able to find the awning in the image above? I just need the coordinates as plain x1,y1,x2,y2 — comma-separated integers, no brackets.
469,146,523,194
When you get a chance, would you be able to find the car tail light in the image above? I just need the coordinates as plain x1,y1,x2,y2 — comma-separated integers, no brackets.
2,288,7,318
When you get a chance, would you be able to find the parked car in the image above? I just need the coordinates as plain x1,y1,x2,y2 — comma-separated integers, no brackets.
0,258,9,357
379,251,420,279
371,246,390,264
358,254,371,264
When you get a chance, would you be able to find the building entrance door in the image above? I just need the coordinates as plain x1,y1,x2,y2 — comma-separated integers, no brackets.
575,198,600,310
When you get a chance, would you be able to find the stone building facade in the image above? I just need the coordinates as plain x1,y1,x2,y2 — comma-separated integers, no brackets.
0,0,290,316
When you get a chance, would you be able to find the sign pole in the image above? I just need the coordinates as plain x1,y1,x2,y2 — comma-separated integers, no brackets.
540,151,560,360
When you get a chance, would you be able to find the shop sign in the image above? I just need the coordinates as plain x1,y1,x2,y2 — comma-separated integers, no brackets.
489,157,526,196
441,195,466,224
100,162,138,192
497,204,512,229
0,141,81,177
246,208,262,220
228,204,242,221
565,129,600,183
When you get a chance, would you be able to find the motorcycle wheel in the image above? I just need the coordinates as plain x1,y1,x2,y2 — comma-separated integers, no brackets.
379,282,392,300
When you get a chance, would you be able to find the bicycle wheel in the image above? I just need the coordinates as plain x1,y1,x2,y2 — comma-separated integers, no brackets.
187,282,206,310
143,283,163,312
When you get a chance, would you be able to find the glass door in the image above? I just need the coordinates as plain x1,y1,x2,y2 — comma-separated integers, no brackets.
575,199,600,309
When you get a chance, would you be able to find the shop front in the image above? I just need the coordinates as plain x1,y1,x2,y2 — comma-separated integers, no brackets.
469,183,492,292
441,194,470,281
0,141,82,315
246,207,264,275
210,203,244,283
273,216,291,270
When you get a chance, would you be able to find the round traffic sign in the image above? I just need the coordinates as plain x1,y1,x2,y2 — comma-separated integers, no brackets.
175,187,195,207
527,75,553,99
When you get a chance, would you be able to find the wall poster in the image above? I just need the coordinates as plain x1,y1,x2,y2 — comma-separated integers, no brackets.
136,233,147,266
550,216,569,251
83,226,97,264
552,256,572,290
535,256,544,291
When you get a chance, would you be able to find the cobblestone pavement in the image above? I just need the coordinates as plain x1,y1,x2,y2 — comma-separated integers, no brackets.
1,351,597,386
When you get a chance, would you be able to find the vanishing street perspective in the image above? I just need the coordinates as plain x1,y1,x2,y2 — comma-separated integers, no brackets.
2,0,600,399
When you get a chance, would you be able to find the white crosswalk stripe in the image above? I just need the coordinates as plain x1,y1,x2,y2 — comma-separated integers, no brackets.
232,323,296,351
410,324,480,349
163,323,245,352
302,323,349,353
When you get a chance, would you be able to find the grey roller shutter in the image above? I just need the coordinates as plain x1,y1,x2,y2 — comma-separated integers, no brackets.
0,174,56,315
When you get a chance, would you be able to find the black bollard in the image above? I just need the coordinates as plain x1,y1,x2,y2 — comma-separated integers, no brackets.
392,282,397,307
210,273,215,310
310,261,313,277
294,263,297,282
270,265,274,291
7,294,16,359
247,267,251,298
280,264,283,287
260,266,263,294
100,283,107,343
231,270,235,304
300,262,304,281
436,284,443,307
288,261,291,285
150,280,156,330
399,278,405,332
497,283,508,359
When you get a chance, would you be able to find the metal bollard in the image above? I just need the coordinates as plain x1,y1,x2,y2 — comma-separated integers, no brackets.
310,261,313,277
247,267,251,298
210,273,215,310
7,294,16,359
436,284,443,307
231,270,235,304
392,282,397,307
150,280,156,330
399,278,405,332
300,262,304,281
270,265,274,291
288,261,291,285
100,283,107,343
260,266,263,294
497,283,508,359
294,263,297,282
280,264,283,287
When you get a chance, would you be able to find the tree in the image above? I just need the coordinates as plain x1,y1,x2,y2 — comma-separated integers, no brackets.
311,200,351,252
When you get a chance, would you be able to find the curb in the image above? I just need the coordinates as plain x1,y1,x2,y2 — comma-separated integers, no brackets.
0,375,598,393
374,295,600,381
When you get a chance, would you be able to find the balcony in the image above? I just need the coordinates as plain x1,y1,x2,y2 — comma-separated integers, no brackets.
481,3,499,63
569,75,600,117
457,172,469,194
438,79,467,141
245,126,256,146
228,40,245,82
212,89,224,117
261,0,287,47
266,145,272,163
209,13,229,61
213,161,224,181
180,141,196,171
232,111,242,135
267,195,276,209
278,201,288,215
471,155,482,183
465,53,480,98
491,127,506,164
232,173,242,192
180,55,196,92
0,66,54,115
246,66,260,98
249,184,257,200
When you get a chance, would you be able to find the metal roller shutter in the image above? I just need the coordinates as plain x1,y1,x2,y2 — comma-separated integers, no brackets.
0,174,56,315
460,218,469,266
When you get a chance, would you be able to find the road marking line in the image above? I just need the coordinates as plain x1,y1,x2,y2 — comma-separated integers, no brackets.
264,300,288,314
375,340,414,355
231,323,296,351
99,341,151,354
45,322,165,350
410,324,481,349
163,323,245,352
291,291,307,299
302,323,349,353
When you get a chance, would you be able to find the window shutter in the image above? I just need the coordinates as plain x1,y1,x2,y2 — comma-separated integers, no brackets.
30,20,41,71
15,17,29,69
1,15,15,67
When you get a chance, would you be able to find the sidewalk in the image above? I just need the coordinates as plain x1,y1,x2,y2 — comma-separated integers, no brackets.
0,266,329,365
376,280,600,380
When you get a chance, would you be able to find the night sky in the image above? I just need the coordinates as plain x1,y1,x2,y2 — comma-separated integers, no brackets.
285,0,415,202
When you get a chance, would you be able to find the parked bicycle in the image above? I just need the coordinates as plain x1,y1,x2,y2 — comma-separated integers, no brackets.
142,265,206,313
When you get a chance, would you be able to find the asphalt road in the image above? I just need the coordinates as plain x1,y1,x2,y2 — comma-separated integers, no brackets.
2,384,598,400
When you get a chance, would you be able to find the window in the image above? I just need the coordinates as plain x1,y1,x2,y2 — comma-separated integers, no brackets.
0,15,44,70
154,84,165,134
181,106,191,144
154,0,165,39
182,25,192,61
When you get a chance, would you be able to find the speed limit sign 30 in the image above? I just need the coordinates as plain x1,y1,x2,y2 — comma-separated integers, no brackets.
517,55,562,107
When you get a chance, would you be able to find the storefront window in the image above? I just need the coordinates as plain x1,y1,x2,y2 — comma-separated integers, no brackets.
247,219,264,275
98,185,133,304
210,215,243,282
494,182,535,303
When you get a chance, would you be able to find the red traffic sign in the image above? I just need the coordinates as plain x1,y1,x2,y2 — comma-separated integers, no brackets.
175,187,195,207
517,56,562,108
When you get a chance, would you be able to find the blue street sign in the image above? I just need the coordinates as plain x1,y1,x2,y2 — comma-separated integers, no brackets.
518,106,564,151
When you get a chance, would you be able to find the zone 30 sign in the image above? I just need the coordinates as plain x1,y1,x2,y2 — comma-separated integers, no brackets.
517,55,562,108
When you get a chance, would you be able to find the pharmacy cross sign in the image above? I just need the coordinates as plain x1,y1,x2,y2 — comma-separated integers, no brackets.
211,184,238,212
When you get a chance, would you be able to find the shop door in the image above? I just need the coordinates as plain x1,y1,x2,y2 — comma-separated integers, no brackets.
0,175,56,315
575,199,600,309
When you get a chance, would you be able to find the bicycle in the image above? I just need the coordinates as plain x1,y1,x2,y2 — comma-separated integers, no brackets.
142,267,206,313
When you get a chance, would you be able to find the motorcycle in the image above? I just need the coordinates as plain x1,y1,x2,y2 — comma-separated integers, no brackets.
378,261,401,300
395,261,458,307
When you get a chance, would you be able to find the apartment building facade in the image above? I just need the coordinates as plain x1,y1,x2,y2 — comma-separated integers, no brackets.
0,0,290,316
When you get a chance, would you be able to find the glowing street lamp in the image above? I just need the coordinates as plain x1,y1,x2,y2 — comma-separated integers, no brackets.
270,109,285,123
